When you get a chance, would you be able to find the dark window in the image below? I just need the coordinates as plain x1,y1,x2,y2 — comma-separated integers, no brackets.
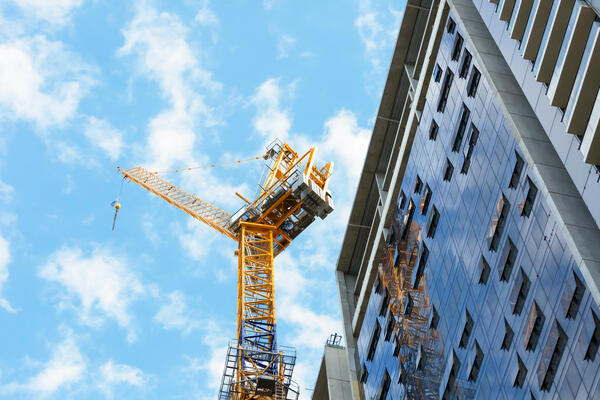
479,256,491,285
488,194,510,251
584,311,600,362
540,321,567,392
514,355,527,388
442,352,461,400
414,175,423,194
429,119,439,140
375,276,383,294
384,314,395,341
461,124,479,174
378,371,391,400
430,306,440,330
501,319,514,351
500,238,517,282
521,178,538,217
451,33,464,61
399,190,407,210
360,363,368,383
437,68,454,113
525,302,545,352
412,244,429,289
563,271,585,319
468,341,484,382
420,184,432,215
443,159,454,182
401,200,415,240
427,207,440,238
467,67,481,97
367,321,381,361
459,309,473,348
509,153,524,189
434,64,443,82
393,336,400,356
453,104,470,152
447,17,456,34
459,50,472,78
512,268,531,315
380,289,389,316
404,292,414,316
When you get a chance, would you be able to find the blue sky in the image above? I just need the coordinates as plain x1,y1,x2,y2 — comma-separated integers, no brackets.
0,0,403,398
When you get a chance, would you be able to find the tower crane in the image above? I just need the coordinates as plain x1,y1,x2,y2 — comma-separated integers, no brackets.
117,139,333,399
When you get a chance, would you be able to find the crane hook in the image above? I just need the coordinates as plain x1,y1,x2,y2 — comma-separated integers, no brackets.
111,199,121,231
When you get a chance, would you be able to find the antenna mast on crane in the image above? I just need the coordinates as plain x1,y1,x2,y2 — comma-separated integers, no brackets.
117,139,333,399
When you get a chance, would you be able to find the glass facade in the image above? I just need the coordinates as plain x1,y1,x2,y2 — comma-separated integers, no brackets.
356,12,600,400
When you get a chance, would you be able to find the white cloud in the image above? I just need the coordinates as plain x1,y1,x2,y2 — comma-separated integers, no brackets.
251,78,293,143
195,3,219,26
0,234,15,313
98,360,147,398
11,0,83,25
0,179,13,203
355,1,403,91
39,245,146,342
84,117,124,160
154,290,200,335
277,34,296,59
0,36,94,127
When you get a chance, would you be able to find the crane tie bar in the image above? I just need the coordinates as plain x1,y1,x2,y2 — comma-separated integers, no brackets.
150,155,267,175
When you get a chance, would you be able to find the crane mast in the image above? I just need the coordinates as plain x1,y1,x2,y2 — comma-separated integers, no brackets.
118,140,333,399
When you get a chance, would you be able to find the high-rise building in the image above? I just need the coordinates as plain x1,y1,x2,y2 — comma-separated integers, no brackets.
331,0,600,399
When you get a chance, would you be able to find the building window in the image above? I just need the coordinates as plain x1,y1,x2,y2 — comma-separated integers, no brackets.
461,124,479,174
393,336,400,356
584,311,600,362
514,355,527,388
453,104,471,152
563,271,584,319
378,370,391,400
367,321,381,361
380,289,389,316
442,352,461,400
479,256,490,285
501,319,514,351
459,50,472,79
427,207,440,238
540,321,567,392
437,68,454,113
459,309,473,348
467,67,481,97
375,276,383,295
451,33,464,61
488,194,509,251
430,306,440,330
500,238,517,282
525,302,545,352
434,63,443,82
468,341,484,382
511,268,531,316
447,17,456,34
401,199,415,240
429,118,439,140
443,159,454,182
404,292,414,317
384,314,395,341
414,175,423,194
509,152,524,189
412,243,429,289
420,184,432,215
399,190,407,210
360,363,368,383
521,178,538,217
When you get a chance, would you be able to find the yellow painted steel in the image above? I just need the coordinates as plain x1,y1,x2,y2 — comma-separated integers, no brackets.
117,142,332,400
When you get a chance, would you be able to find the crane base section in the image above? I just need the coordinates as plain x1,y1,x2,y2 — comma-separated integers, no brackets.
218,340,299,400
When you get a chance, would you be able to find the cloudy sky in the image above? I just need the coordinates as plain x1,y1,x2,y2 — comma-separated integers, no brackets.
0,0,403,398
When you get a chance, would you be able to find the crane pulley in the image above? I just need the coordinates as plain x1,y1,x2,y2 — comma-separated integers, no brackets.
116,139,333,399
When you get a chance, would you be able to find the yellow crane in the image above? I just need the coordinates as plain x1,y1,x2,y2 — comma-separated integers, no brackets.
117,139,333,399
